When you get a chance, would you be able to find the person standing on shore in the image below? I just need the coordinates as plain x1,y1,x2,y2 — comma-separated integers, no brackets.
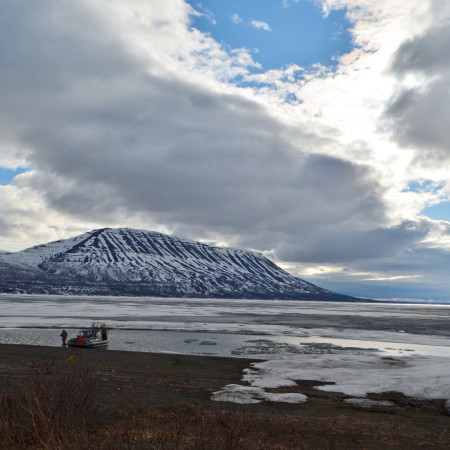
60,329,68,347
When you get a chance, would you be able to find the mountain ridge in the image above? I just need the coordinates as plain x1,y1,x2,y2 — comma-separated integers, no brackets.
0,228,363,301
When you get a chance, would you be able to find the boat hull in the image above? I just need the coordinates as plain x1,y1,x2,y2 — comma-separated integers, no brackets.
67,340,108,348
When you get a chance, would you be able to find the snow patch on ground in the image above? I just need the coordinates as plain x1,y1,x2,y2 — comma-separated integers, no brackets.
211,385,265,404
211,384,307,404
213,354,450,405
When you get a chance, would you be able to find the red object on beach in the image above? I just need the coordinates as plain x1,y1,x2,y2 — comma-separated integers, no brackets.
76,338,86,344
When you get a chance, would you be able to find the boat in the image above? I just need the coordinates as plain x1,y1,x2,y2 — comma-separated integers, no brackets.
67,322,108,348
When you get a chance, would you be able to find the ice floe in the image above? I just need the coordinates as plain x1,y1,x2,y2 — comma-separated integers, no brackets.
211,384,307,404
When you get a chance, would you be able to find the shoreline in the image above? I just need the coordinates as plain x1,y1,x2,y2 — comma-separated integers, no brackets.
1,343,448,412
1,343,449,448
0,325,279,335
3,291,450,305
0,342,255,368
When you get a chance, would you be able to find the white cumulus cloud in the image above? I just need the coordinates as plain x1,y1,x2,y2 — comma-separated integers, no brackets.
250,20,272,31
231,13,242,24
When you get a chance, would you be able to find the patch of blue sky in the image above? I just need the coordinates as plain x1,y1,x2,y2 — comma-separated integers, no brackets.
402,179,450,221
187,0,354,74
0,167,29,185
421,201,450,222
404,179,445,194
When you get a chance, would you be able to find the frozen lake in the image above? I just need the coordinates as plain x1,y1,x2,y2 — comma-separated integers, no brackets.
1,295,450,404
1,294,449,358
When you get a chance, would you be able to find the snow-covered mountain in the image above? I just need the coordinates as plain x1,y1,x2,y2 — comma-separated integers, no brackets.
0,228,359,300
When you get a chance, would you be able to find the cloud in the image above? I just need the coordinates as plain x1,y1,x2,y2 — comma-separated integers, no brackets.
288,217,450,300
17,68,393,263
0,0,391,261
189,2,216,25
1,0,450,300
231,13,242,24
0,179,83,251
282,0,300,8
386,13,450,165
250,20,272,31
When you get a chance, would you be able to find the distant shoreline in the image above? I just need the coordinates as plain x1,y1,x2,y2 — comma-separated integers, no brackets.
3,291,450,305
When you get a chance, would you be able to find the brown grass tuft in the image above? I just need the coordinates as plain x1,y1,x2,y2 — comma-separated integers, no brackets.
1,357,99,449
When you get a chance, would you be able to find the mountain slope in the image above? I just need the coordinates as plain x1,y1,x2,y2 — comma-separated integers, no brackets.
0,228,359,300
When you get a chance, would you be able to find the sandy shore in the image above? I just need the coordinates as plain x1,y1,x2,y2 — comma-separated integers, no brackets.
1,344,449,448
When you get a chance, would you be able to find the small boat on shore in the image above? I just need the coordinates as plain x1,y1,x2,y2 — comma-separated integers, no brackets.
67,323,108,348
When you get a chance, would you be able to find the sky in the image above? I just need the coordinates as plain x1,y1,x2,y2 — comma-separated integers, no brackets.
1,0,450,302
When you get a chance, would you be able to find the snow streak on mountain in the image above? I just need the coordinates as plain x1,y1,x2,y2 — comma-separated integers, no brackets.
0,228,359,300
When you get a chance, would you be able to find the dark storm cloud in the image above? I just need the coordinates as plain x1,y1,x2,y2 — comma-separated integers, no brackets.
22,77,391,263
329,225,450,301
391,24,450,75
386,12,450,163
304,217,450,301
273,220,430,263
0,0,445,271
385,77,450,163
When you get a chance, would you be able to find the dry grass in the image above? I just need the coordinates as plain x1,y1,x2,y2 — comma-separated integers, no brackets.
0,358,273,449
101,406,257,449
0,358,99,449
1,357,449,449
